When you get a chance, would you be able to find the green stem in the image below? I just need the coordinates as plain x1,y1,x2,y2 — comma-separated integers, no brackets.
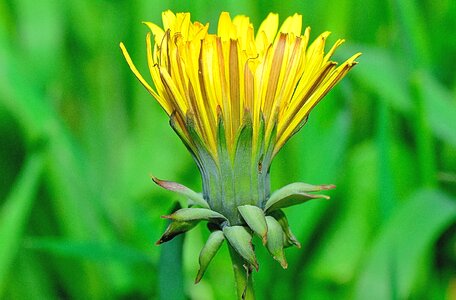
228,245,255,300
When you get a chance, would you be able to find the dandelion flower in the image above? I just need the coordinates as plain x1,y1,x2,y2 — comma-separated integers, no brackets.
120,11,360,299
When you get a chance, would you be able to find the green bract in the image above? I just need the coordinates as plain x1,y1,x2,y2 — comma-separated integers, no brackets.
155,115,335,283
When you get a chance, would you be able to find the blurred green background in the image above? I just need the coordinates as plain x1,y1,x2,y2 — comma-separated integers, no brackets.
1,0,456,299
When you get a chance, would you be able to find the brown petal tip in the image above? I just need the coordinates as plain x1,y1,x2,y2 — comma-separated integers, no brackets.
262,235,268,246
322,184,336,190
252,260,259,272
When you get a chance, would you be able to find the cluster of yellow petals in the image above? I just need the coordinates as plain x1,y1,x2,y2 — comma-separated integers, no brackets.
120,11,361,158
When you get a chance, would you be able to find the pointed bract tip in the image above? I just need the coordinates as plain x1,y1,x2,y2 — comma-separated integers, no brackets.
275,255,288,269
250,245,260,272
151,176,161,185
161,214,172,219
306,193,330,200
252,259,259,272
195,271,203,284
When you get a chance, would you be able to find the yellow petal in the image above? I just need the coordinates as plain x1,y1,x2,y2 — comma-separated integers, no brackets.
119,42,171,114
175,13,191,39
218,12,237,41
256,13,279,45
278,13,302,36
162,10,176,31
143,21,165,44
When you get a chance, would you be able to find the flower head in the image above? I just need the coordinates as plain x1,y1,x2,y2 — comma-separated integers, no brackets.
120,10,360,286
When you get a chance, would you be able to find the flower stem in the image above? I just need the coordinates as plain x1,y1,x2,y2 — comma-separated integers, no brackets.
228,245,255,300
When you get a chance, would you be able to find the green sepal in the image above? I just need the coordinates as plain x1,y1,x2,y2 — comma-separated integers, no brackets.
233,110,253,158
186,112,214,159
223,226,259,271
238,205,268,245
187,111,221,211
169,111,197,156
215,108,236,220
195,230,225,283
162,208,227,222
269,209,301,248
264,182,335,212
170,112,210,198
233,110,253,162
233,112,254,207
152,176,209,208
185,112,219,173
253,114,270,208
156,220,198,245
216,108,230,163
265,216,288,269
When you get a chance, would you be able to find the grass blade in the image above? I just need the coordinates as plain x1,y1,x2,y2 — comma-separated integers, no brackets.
25,238,154,265
418,71,456,148
158,205,185,300
355,189,456,299
0,152,44,296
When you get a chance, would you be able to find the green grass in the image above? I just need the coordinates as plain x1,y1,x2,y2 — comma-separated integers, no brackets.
1,0,455,299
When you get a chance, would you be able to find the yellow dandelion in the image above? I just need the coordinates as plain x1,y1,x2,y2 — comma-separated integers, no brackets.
121,11,360,158
120,11,360,299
